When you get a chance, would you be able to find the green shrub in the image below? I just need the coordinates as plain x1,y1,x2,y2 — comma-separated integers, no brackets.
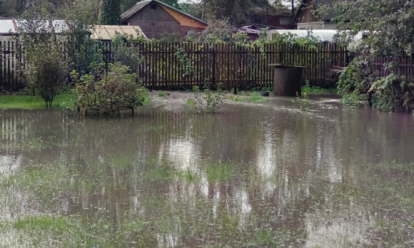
24,43,68,108
369,74,414,112
190,86,223,113
72,62,148,114
337,57,378,104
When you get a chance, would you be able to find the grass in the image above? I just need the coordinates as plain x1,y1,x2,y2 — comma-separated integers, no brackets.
0,93,152,110
0,94,76,109
157,91,165,97
302,85,337,94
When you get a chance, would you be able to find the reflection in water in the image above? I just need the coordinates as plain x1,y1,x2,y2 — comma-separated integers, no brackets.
1,97,414,247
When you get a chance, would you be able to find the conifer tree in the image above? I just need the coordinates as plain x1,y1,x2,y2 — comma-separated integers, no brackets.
100,0,121,25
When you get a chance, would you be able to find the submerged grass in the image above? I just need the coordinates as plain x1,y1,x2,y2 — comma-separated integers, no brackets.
0,94,76,109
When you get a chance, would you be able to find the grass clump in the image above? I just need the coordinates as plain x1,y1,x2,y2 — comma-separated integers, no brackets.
249,92,267,102
157,91,165,97
206,161,236,182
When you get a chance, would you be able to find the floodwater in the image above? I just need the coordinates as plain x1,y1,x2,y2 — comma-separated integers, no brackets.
1,93,414,247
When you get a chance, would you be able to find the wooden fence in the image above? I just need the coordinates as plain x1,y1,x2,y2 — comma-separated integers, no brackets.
1,41,351,91
373,57,414,79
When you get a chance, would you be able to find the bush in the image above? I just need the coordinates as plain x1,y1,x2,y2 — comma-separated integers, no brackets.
369,74,414,112
337,57,379,104
190,86,223,113
24,43,68,108
72,62,148,114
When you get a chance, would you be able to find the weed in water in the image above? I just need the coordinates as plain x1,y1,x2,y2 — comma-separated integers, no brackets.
249,92,267,102
206,161,236,182
158,91,165,97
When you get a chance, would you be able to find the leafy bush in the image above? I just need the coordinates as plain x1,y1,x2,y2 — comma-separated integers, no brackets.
24,43,68,108
369,74,414,112
72,63,148,114
337,57,379,104
190,86,223,113
111,33,143,73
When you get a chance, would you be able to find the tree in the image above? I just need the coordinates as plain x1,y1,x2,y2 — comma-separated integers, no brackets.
330,0,414,111
323,0,414,57
100,0,121,25
204,0,268,25
18,7,68,108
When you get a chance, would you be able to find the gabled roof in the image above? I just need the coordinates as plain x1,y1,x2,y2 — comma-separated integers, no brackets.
121,0,207,25
295,0,346,22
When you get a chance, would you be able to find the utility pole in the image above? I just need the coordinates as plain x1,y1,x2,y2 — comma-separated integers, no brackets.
202,0,207,20
291,0,295,28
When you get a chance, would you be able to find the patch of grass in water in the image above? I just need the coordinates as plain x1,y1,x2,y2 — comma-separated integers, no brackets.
0,94,76,109
13,216,69,234
249,92,267,102
206,161,236,182
302,85,336,94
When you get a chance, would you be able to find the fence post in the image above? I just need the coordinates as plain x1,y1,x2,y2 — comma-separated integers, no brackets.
211,44,216,89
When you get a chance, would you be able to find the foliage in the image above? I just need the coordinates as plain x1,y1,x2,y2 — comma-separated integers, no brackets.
337,57,378,105
72,63,148,114
369,74,414,112
196,20,234,43
291,92,309,111
158,91,165,97
189,85,223,113
100,0,121,25
174,46,194,77
204,0,269,25
322,0,414,57
111,33,144,73
17,7,68,108
23,43,67,108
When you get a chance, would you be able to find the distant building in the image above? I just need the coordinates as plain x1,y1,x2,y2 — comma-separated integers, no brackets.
246,6,292,29
121,0,207,39
295,0,345,30
0,18,70,42
237,24,280,42
90,25,146,41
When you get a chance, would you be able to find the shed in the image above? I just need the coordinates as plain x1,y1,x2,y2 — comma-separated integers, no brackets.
90,25,147,41
121,0,208,39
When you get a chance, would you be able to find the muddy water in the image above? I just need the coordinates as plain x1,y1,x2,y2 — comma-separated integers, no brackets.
1,94,414,247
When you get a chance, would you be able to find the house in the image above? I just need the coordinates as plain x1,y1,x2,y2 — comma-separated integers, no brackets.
295,0,345,30
246,6,292,29
121,0,207,39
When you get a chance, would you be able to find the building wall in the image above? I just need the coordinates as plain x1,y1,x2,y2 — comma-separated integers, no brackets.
125,3,205,39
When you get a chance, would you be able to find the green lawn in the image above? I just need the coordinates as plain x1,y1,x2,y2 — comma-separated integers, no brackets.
0,94,76,110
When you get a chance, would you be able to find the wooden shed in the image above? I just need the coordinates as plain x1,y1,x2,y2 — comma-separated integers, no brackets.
121,0,207,39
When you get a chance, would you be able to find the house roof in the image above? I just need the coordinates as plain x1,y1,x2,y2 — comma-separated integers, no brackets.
295,0,346,22
90,25,147,40
121,0,207,25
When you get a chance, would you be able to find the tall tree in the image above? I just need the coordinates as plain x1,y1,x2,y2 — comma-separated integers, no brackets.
100,0,121,25
322,0,414,57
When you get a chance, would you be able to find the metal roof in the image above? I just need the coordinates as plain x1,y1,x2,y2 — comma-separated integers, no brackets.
267,29,337,42
0,18,71,34
90,25,147,40
121,0,207,25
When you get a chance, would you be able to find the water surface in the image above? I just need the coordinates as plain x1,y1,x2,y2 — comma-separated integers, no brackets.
1,94,414,247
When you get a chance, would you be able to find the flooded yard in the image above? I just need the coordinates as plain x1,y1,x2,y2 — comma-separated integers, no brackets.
1,92,414,247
